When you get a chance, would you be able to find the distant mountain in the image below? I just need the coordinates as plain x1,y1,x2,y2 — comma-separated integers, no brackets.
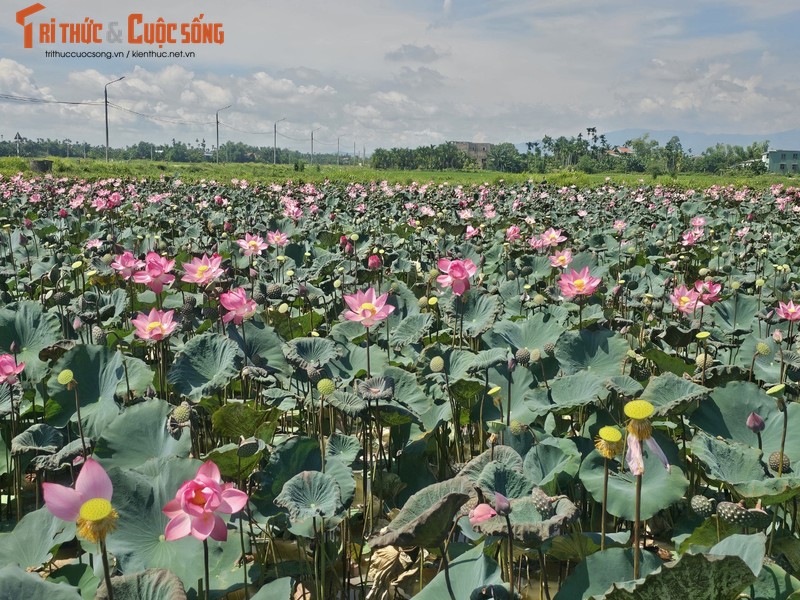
515,128,800,156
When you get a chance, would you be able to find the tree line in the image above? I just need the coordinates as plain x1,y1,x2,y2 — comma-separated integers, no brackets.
0,137,358,166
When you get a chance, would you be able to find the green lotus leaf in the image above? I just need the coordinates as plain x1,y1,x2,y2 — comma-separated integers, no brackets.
167,332,242,401
275,470,342,521
282,336,340,369
549,371,610,412
250,436,322,518
690,380,800,462
48,564,99,600
30,438,85,472
96,568,187,600
94,399,190,469
47,345,153,439
735,334,784,383
714,293,759,335
391,313,433,349
249,576,293,600
553,548,663,600
416,542,505,600
0,564,82,600
555,328,630,379
369,488,469,548
226,319,291,379
105,458,246,596
487,312,567,355
211,401,276,440
599,549,758,600
326,432,361,465
470,347,511,372
579,432,688,521
326,390,367,416
0,301,61,383
545,531,630,562
472,496,579,547
0,506,76,570
459,446,524,482
641,372,708,416
443,289,501,338
204,442,263,480
11,422,62,456
477,460,534,499
523,436,582,495
744,562,800,600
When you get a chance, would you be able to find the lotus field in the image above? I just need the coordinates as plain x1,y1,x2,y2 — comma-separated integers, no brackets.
4,173,800,599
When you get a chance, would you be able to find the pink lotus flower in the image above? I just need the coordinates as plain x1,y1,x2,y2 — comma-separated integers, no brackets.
43,457,117,543
625,433,670,476
437,258,478,296
220,287,258,324
131,308,177,341
237,233,268,257
777,300,800,322
181,253,224,286
0,354,24,385
558,267,601,299
0,354,25,384
549,249,573,269
343,287,395,328
163,460,248,542
111,251,144,281
506,225,521,242
540,228,567,247
613,220,627,232
469,503,497,526
133,252,175,293
694,280,722,305
267,230,289,248
670,285,702,315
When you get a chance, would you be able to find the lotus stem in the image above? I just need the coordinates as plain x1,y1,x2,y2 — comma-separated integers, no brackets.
633,473,642,579
439,544,456,600
365,326,371,377
100,538,115,600
601,457,609,550
538,548,551,600
203,538,210,600
505,513,515,598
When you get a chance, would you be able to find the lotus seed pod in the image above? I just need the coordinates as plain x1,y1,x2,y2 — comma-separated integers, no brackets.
543,342,556,356
768,451,791,473
533,293,547,306
695,353,713,369
317,378,336,396
698,268,709,277
717,501,750,525
531,487,555,518
172,401,192,425
690,495,715,519
509,420,526,436
237,436,261,458
506,270,516,280
755,342,771,357
430,356,445,373
515,347,531,366
529,348,542,363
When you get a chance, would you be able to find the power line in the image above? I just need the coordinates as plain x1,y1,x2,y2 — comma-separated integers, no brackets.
0,92,102,106
107,102,214,126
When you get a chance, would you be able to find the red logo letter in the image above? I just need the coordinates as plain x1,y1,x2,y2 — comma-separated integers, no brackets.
16,3,46,48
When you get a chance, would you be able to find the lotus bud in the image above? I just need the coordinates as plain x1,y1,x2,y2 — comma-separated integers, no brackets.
746,412,765,433
368,254,382,270
494,492,511,516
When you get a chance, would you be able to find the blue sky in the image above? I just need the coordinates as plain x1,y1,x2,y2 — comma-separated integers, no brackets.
1,0,799,153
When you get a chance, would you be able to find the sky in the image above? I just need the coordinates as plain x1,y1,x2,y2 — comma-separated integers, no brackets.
1,0,799,154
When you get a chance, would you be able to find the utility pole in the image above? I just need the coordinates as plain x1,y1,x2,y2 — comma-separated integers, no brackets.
311,128,321,165
273,117,286,165
13,132,22,157
215,104,231,163
104,76,125,162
